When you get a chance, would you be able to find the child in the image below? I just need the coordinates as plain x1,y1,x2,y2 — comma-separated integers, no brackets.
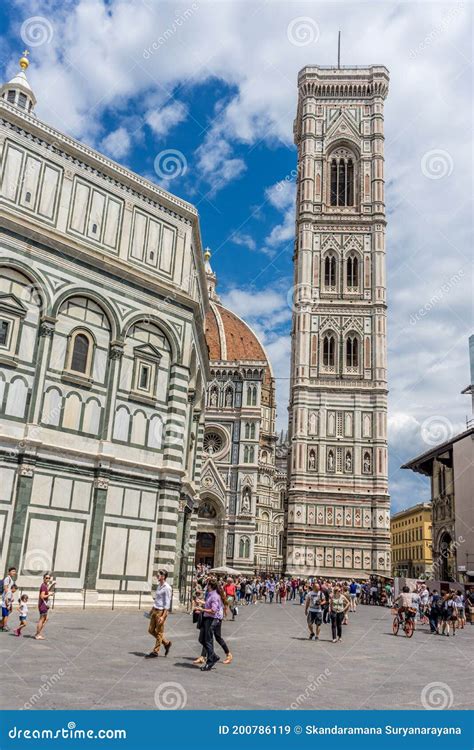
15,594,28,636
1,583,17,631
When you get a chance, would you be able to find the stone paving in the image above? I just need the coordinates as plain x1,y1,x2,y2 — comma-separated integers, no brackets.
1,600,472,710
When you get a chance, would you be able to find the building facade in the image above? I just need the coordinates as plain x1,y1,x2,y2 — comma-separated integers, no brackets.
402,427,474,583
402,338,474,584
286,65,391,578
0,56,209,604
391,503,433,579
196,252,283,574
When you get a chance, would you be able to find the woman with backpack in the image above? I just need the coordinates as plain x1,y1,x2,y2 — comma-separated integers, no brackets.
440,591,458,637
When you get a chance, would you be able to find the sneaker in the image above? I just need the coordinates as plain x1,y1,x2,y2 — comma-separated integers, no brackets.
332,638,337,643
308,633,314,640
145,651,159,658
34,635,45,640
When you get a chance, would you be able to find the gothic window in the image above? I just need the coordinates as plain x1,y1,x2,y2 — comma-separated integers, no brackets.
249,446,255,462
239,536,250,558
244,446,249,462
345,336,359,368
324,254,336,288
67,330,94,377
250,423,256,439
203,429,224,455
251,385,257,406
346,254,359,288
323,334,335,368
245,422,250,439
329,148,355,207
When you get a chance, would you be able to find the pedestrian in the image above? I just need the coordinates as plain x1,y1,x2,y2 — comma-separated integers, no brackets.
305,583,324,640
145,569,172,658
330,586,350,643
267,578,275,603
440,591,457,637
35,572,55,640
348,580,357,612
15,594,28,637
224,577,237,620
197,579,232,671
0,567,17,631
428,589,441,634
278,580,287,605
454,590,465,630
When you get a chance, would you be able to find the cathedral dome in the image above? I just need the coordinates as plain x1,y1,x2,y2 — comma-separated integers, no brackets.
206,302,267,364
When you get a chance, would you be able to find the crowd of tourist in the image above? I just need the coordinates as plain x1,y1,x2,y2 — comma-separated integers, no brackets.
2,562,473,669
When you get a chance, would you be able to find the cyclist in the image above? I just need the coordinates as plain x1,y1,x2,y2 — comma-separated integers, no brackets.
394,586,416,626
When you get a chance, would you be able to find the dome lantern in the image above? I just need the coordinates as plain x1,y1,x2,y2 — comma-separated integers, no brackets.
1,50,37,115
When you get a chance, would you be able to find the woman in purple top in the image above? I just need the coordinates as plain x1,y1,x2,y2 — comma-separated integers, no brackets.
35,572,54,640
196,579,231,671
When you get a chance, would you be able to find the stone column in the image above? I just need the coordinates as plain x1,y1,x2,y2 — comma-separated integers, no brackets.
6,459,35,571
84,470,110,589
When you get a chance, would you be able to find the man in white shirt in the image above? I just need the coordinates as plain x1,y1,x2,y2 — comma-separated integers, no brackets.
146,570,172,659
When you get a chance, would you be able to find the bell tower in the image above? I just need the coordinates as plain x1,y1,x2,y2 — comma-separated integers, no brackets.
286,65,391,578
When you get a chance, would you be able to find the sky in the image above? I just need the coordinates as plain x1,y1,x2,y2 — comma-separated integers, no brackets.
1,0,472,511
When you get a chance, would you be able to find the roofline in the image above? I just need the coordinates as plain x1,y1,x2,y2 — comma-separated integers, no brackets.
210,302,275,380
390,502,432,521
401,426,474,470
0,100,197,220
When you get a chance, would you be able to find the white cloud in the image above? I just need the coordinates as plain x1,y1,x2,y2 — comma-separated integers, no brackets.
100,126,131,159
195,133,246,195
262,179,296,254
145,101,187,137
230,232,257,251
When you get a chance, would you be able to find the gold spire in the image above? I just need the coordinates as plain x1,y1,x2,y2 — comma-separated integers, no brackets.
19,50,30,70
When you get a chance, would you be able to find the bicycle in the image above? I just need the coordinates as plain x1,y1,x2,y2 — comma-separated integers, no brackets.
392,609,415,637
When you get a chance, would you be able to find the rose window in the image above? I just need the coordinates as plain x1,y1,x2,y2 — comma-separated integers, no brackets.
203,431,224,455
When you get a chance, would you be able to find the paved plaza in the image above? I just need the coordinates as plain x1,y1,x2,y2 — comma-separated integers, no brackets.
1,601,472,711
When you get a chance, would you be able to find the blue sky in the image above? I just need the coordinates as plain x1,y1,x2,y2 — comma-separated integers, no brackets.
1,0,472,511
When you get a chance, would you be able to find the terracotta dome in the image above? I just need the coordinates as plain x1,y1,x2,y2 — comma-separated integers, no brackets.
206,302,267,363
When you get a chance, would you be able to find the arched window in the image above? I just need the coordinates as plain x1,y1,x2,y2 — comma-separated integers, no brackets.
239,536,250,558
249,446,255,463
329,148,355,207
67,330,93,376
243,446,249,462
250,423,256,439
251,386,257,406
346,336,359,368
246,385,252,405
346,254,359,288
324,254,336,288
245,422,250,439
323,334,335,367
